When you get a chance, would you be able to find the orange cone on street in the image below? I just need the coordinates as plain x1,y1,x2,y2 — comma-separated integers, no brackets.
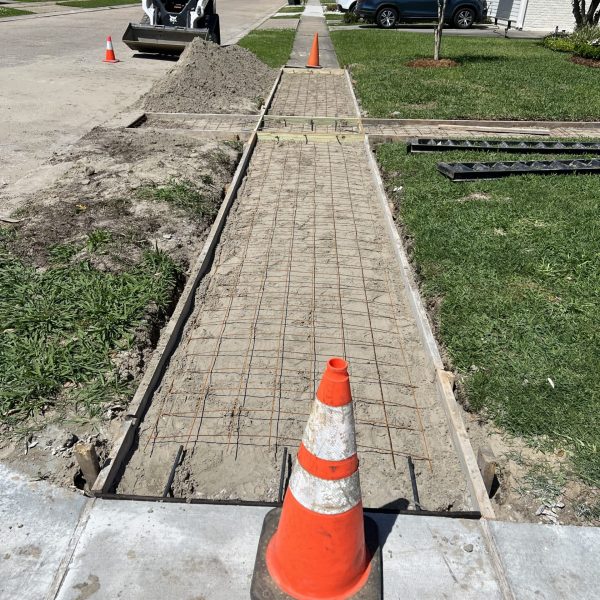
103,36,119,64
306,32,321,69
251,358,381,600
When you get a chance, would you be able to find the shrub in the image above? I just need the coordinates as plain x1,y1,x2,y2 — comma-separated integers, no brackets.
543,26,600,55
571,25,600,46
343,10,360,23
575,42,600,60
326,3,337,11
543,36,576,52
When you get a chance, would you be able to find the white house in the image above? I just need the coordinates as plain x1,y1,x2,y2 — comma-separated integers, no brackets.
487,0,576,32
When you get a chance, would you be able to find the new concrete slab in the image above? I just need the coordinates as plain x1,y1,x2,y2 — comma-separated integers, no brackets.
55,501,270,600
376,514,503,599
0,464,87,600
53,500,504,600
490,520,600,599
3,493,599,599
288,0,339,68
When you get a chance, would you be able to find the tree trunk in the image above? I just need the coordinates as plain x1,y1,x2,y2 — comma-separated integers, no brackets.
434,0,448,60
572,0,600,27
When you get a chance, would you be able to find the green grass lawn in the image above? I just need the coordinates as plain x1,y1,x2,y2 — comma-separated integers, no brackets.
57,0,137,8
0,232,179,427
238,29,296,68
376,144,600,486
271,14,300,19
278,5,304,12
332,31,600,120
0,6,33,16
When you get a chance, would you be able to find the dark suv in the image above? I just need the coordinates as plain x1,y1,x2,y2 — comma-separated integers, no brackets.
357,0,487,29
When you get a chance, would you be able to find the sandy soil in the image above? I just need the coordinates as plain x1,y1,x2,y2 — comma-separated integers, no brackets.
142,39,277,115
466,415,600,527
0,127,241,489
7,127,240,270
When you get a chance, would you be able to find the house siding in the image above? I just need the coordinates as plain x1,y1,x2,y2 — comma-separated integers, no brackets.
523,0,575,31
487,0,575,30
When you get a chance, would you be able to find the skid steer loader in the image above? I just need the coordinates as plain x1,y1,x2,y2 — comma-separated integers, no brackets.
123,0,220,55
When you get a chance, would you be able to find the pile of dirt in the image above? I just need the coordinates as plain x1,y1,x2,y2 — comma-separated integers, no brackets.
143,39,277,115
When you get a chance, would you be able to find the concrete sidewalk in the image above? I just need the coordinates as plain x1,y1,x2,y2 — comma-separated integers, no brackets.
288,0,338,68
2,466,599,600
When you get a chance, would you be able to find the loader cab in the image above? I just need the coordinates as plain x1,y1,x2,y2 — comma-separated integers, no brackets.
154,0,204,27
123,0,220,54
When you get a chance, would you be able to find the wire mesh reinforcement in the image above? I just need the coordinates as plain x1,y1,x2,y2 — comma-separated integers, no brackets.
268,71,358,118
117,139,470,510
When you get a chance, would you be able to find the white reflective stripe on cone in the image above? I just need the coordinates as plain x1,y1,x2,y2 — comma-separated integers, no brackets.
302,397,357,461
289,461,361,515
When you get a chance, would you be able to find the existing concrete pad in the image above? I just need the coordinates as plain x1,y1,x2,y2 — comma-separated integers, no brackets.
379,514,503,599
53,500,506,599
490,520,600,599
0,464,87,599
55,500,270,600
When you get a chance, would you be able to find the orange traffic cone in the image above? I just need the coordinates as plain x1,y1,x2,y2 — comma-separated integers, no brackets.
306,32,321,69
251,358,381,600
103,36,119,64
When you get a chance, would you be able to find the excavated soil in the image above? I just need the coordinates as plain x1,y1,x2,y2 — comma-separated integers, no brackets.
143,39,277,115
0,127,240,488
7,127,240,271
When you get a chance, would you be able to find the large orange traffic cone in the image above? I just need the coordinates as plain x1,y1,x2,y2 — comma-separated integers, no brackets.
103,36,119,64
251,358,381,600
306,33,321,69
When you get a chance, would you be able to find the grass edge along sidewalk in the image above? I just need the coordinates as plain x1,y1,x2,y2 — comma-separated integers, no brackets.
376,143,600,490
0,6,33,17
331,30,600,121
238,29,296,68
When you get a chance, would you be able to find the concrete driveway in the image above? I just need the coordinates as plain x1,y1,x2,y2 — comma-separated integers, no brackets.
0,0,283,204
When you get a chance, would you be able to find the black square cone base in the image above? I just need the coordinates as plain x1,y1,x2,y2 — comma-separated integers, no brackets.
250,508,382,600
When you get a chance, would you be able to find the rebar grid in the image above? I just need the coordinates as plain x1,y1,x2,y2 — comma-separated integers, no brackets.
136,140,434,475
141,113,259,132
262,117,361,135
268,71,358,118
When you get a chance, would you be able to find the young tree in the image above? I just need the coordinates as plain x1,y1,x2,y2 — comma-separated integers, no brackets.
434,0,448,60
572,0,600,27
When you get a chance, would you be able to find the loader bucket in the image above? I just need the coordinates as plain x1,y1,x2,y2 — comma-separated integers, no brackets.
122,23,212,54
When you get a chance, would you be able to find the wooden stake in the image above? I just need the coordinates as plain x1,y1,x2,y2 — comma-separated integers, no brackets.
74,442,100,491
477,446,497,497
